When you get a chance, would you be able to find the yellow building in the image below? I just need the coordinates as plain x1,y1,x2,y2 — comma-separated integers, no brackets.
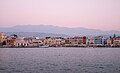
0,32,5,44
43,37,64,47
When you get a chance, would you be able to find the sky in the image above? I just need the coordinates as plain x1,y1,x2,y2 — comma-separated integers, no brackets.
0,0,120,31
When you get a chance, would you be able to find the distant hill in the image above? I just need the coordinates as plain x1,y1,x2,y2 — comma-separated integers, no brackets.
4,32,67,38
0,25,120,36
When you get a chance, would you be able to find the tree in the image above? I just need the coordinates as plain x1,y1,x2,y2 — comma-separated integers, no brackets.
113,34,116,38
2,41,6,45
13,34,18,38
10,34,18,38
110,36,112,38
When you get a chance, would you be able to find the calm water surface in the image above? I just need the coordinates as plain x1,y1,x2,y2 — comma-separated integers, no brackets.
0,47,120,73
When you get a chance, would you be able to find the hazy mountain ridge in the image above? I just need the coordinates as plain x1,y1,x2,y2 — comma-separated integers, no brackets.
4,32,68,38
0,25,120,36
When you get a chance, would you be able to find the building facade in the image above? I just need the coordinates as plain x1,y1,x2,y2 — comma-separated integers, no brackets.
94,36,107,46
43,37,65,47
86,38,95,46
0,32,6,45
107,37,120,47
14,37,29,47
64,36,87,47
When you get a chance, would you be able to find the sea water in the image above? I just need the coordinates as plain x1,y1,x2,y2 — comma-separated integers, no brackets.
0,47,120,73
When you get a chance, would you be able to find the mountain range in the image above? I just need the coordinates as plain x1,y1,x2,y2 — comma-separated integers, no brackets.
0,25,120,37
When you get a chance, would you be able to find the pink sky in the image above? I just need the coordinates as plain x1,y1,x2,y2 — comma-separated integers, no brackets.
0,0,120,31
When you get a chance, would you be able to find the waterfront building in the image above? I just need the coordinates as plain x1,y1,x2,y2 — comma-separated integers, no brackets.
14,37,29,47
86,38,95,46
0,32,6,45
43,37,64,47
24,37,43,47
6,36,16,46
102,37,107,46
94,36,107,46
6,34,18,46
64,36,87,47
107,38,112,46
107,37,120,47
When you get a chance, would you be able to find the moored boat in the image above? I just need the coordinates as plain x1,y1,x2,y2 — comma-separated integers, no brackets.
39,45,49,48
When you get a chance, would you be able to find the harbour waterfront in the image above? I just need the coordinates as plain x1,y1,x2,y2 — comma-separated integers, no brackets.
0,48,120,73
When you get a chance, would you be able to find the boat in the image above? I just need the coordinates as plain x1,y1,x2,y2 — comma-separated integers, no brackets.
55,45,62,48
39,45,49,48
